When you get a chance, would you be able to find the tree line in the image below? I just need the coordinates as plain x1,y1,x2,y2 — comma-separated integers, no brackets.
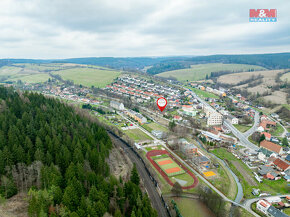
0,86,157,217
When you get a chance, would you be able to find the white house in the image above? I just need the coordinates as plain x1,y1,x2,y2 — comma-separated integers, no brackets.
256,200,271,214
227,115,239,125
110,101,125,110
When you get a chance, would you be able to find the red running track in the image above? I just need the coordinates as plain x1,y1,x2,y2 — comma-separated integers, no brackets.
146,150,199,189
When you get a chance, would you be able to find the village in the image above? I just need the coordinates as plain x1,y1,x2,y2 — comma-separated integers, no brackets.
8,73,290,217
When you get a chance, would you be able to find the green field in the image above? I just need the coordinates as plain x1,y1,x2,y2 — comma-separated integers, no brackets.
233,124,252,133
188,87,219,99
9,73,52,83
124,128,153,142
52,67,121,88
155,157,185,177
158,63,266,81
142,122,169,132
270,123,284,137
174,198,216,217
0,63,121,87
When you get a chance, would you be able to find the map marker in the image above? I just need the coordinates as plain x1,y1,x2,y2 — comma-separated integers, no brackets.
157,97,167,112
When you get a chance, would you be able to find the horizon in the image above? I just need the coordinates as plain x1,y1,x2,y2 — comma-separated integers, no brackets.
1,51,290,60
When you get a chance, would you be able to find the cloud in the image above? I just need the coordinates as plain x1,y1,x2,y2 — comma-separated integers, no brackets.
0,0,289,58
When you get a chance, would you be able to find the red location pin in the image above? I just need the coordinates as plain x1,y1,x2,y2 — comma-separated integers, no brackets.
157,97,167,112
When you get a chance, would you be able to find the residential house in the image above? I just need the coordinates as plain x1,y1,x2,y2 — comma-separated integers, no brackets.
258,165,274,176
261,132,272,141
256,200,271,214
260,140,283,155
273,158,290,171
194,155,210,166
173,115,182,121
227,115,239,124
181,143,198,156
286,154,290,163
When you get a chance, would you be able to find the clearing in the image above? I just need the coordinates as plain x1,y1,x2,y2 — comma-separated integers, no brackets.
124,128,153,142
173,197,216,217
0,193,28,217
158,63,265,81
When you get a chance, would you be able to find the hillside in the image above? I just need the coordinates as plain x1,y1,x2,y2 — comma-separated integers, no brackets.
0,86,157,217
0,63,121,88
217,69,290,109
157,63,265,81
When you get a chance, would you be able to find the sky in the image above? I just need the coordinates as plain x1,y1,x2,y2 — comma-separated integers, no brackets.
0,0,289,59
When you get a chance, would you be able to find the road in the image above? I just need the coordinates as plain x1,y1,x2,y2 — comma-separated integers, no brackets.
244,110,260,138
224,120,259,151
243,194,290,210
108,132,169,217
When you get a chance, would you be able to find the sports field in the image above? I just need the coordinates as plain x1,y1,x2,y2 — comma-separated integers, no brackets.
155,157,185,177
146,150,199,189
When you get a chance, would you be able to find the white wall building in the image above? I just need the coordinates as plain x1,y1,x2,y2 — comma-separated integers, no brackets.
110,101,125,110
207,112,223,126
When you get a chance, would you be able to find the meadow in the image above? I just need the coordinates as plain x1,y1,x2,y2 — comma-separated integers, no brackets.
51,67,121,88
0,63,121,87
157,63,265,81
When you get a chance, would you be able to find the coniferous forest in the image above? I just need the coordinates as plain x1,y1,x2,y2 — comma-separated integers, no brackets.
0,86,157,217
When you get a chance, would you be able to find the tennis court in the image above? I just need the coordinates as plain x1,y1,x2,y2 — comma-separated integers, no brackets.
155,157,185,177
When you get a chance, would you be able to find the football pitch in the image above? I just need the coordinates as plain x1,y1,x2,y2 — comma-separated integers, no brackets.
154,157,185,177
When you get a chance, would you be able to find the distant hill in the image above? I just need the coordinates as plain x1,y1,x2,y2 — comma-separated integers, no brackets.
146,53,290,75
1,52,289,72
157,63,266,81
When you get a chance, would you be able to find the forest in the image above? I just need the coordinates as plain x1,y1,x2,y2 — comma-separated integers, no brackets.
0,86,157,217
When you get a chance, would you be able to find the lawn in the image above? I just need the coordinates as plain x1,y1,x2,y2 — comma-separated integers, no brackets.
158,63,265,81
142,122,169,133
52,67,121,88
124,128,153,142
270,123,284,137
174,197,216,217
233,124,252,133
188,87,219,99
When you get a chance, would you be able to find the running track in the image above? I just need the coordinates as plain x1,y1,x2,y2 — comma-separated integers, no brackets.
146,150,199,189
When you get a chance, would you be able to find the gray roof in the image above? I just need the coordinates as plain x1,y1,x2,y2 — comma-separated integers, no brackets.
267,206,289,217
258,165,274,175
286,154,290,162
198,155,210,162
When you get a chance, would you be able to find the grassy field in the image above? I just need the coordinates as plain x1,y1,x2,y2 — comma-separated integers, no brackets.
188,87,219,99
233,124,252,133
174,197,216,217
142,122,169,132
270,123,284,137
158,63,265,81
52,67,121,88
0,63,121,87
9,73,51,83
124,128,153,142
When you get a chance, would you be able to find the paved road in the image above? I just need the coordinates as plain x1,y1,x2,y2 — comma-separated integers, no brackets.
224,120,259,151
243,194,290,210
244,110,260,138
108,132,168,217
